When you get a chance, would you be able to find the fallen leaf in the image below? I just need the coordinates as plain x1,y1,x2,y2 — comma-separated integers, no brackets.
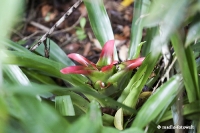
83,42,91,56
65,43,80,53
78,4,87,16
123,25,130,38
41,5,52,17
119,45,129,61
41,5,58,22
92,39,102,49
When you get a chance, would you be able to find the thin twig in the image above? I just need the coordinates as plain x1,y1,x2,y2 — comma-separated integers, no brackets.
22,31,41,41
29,21,50,32
152,57,177,93
29,0,83,51
52,15,83,35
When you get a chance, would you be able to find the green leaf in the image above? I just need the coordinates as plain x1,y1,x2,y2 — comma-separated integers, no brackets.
2,50,88,87
132,41,146,59
80,17,86,28
55,95,75,116
0,0,24,37
114,108,124,130
143,0,188,28
171,32,200,102
1,39,30,52
77,34,87,40
143,0,188,45
161,100,200,122
3,65,30,85
185,22,200,47
67,100,102,133
191,41,200,52
128,0,151,59
117,65,146,103
102,114,114,126
0,96,8,133
2,84,70,133
22,68,57,85
141,27,158,56
83,0,118,60
118,52,160,112
76,30,85,35
131,75,182,129
37,39,74,66
83,0,114,46
121,128,145,133
102,127,119,133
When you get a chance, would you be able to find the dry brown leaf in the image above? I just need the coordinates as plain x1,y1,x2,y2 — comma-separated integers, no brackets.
119,45,128,61
78,4,87,16
41,5,52,17
64,43,80,53
83,42,91,56
123,25,130,38
41,5,58,22
114,40,126,47
92,39,102,49
114,34,126,40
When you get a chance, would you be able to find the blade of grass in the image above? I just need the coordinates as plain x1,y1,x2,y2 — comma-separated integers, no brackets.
55,95,75,116
128,0,151,59
2,85,70,133
118,52,160,113
121,128,145,133
143,0,188,28
2,51,88,87
161,100,200,122
3,65,30,85
23,83,137,114
21,68,57,85
83,0,114,46
66,101,102,133
1,39,30,52
185,22,200,47
83,0,118,60
0,96,8,133
141,27,158,56
171,32,200,102
131,75,182,129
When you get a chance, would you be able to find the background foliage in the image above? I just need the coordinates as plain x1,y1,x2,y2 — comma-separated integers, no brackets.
1,0,200,133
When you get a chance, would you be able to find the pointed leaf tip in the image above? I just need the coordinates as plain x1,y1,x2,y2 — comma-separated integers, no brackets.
60,66,93,75
97,40,115,66
68,53,97,69
125,57,145,70
101,61,118,72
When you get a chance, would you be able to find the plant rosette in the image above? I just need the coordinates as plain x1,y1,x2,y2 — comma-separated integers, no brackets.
60,40,145,96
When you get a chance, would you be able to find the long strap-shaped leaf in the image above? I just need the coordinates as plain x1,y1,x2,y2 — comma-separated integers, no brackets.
128,0,151,59
131,75,182,129
171,32,200,102
83,0,118,60
83,0,114,46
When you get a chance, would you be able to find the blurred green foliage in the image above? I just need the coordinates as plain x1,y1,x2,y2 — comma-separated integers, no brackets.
1,0,200,132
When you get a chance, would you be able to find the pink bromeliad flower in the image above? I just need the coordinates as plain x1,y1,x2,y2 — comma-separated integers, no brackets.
60,40,144,90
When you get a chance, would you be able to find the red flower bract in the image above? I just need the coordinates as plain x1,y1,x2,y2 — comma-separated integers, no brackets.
68,53,97,69
123,57,145,70
60,66,94,75
60,40,145,77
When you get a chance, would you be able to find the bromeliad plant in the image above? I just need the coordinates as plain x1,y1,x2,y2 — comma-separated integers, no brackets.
2,0,200,132
60,40,144,96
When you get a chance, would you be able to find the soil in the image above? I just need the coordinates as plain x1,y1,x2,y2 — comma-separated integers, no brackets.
11,0,134,63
